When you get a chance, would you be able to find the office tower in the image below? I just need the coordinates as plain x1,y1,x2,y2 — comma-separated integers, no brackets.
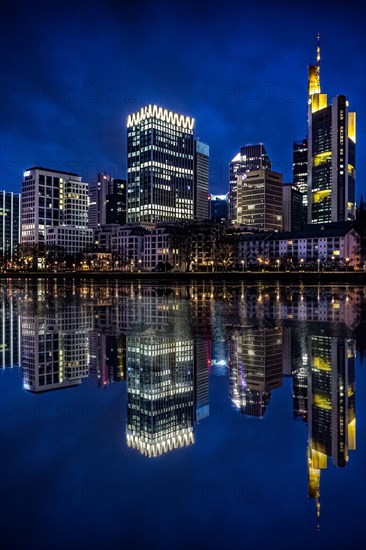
293,138,308,221
229,327,283,417
307,35,356,224
208,193,229,220
283,183,303,231
229,144,271,222
194,140,209,220
127,105,195,223
0,191,21,260
106,179,127,225
236,168,283,231
21,167,92,253
126,335,195,457
88,173,127,228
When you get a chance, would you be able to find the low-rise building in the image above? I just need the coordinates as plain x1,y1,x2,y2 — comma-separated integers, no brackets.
238,223,361,270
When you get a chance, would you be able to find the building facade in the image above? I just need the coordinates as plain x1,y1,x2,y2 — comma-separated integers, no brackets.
293,138,308,221
194,140,209,220
0,191,21,260
208,193,229,221
307,36,356,224
127,105,195,223
229,144,271,222
21,167,91,253
89,173,127,228
238,224,361,269
283,183,303,231
236,168,283,231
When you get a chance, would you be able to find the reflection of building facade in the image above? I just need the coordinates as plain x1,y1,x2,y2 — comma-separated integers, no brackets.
307,335,356,525
229,327,283,417
89,331,126,388
126,335,195,457
21,303,92,392
0,287,20,368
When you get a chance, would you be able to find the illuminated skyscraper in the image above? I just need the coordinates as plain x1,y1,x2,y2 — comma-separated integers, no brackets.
88,173,127,228
127,105,195,223
194,140,209,220
229,144,271,222
21,167,92,253
236,168,283,231
307,35,356,224
0,191,20,260
293,138,308,221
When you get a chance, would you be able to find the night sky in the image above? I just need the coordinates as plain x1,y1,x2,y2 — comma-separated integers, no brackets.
1,0,365,200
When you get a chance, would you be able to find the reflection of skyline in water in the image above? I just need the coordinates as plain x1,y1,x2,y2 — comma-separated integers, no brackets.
0,279,364,525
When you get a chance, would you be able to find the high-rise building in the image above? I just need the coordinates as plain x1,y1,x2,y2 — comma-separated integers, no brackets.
229,144,271,222
236,168,283,231
127,105,195,223
194,140,209,220
21,167,92,253
283,183,303,231
293,138,308,221
208,193,229,220
106,179,127,225
0,191,21,260
307,35,356,224
88,173,127,228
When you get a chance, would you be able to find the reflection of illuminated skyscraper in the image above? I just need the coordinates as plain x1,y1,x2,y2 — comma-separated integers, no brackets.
229,327,283,417
126,335,195,457
21,304,91,392
307,335,356,525
89,332,126,388
0,287,20,368
194,340,209,421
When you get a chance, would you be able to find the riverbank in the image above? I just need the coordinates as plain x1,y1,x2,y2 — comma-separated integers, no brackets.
1,270,366,283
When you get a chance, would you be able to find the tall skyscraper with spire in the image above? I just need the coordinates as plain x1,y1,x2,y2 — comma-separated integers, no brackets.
307,35,356,224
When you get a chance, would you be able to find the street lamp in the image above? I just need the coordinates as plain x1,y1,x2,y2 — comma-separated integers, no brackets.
241,260,245,272
276,259,280,272
317,258,320,273
345,257,350,272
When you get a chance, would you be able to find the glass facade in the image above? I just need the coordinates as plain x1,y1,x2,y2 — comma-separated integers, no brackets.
0,191,20,260
127,105,195,223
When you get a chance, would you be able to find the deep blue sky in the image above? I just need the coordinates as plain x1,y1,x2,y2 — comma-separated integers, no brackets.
1,0,365,200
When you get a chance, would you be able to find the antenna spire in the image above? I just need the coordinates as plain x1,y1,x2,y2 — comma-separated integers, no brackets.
316,33,321,66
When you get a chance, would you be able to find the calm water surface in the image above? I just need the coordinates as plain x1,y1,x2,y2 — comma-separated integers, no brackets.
1,279,365,549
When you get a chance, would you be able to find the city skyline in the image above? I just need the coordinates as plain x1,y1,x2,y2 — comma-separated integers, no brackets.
1,2,365,203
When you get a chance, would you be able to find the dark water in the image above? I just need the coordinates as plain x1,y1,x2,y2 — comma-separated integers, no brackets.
1,278,365,549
